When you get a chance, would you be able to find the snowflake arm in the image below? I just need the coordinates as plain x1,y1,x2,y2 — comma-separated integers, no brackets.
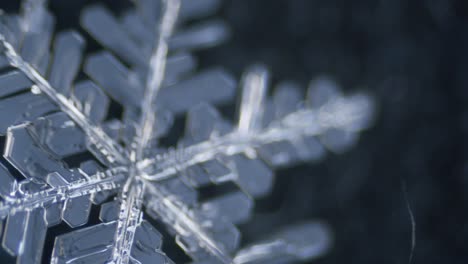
139,69,375,182
0,166,127,219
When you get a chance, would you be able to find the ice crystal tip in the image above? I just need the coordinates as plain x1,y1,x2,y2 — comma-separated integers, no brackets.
0,0,375,263
237,64,269,134
233,221,332,264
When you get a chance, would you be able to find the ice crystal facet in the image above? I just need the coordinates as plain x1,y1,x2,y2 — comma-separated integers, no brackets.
0,0,375,263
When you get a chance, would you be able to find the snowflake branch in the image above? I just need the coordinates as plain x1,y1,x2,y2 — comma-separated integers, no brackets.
0,166,127,219
110,174,145,264
111,0,181,263
144,181,234,264
140,91,373,181
0,35,128,165
134,0,180,161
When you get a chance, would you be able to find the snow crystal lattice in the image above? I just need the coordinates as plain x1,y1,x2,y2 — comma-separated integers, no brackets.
0,0,375,263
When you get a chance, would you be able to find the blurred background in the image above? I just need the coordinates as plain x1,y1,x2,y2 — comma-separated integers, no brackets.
2,0,467,263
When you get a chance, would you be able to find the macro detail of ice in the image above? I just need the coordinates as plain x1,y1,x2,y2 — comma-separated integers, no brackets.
0,0,375,263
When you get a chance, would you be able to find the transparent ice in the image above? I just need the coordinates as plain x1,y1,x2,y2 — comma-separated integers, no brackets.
0,0,375,263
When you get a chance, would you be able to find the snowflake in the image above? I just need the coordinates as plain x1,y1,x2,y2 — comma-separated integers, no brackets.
0,0,375,263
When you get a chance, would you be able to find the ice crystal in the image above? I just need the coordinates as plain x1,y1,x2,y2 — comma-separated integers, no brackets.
0,0,375,263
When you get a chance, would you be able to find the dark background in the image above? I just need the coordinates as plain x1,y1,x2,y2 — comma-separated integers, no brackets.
1,0,467,263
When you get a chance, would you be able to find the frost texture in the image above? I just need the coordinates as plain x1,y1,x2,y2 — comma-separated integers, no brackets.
0,0,374,263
